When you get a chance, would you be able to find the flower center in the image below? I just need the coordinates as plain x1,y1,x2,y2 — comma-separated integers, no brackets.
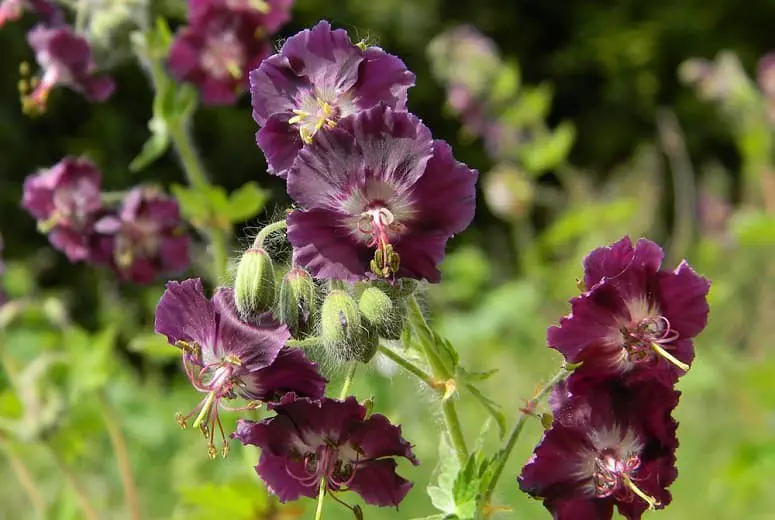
620,315,688,371
201,31,245,80
114,218,162,269
358,206,406,278
286,442,360,492
19,63,59,115
592,450,659,509
288,95,340,144
174,345,259,458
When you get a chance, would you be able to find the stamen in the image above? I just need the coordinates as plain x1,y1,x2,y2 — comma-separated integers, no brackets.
192,391,217,429
623,475,660,510
650,342,690,371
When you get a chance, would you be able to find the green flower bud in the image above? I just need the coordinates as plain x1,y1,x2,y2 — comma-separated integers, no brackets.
321,290,378,363
233,247,275,318
358,286,406,340
277,267,318,337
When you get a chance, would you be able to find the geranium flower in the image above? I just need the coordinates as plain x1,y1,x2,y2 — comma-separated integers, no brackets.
22,24,114,114
286,104,478,282
0,0,61,28
188,0,293,34
548,236,710,386
167,3,275,105
233,394,418,507
154,279,326,458
249,20,415,177
519,379,679,520
92,186,189,284
22,156,103,261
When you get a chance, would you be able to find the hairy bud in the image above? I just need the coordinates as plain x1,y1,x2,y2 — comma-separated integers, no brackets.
358,286,406,340
277,267,317,337
233,247,275,318
321,290,378,363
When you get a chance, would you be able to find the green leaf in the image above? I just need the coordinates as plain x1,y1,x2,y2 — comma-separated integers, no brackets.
129,117,170,172
65,326,117,398
431,332,459,375
490,62,521,104
501,83,553,127
171,184,212,224
128,333,180,362
464,383,506,438
427,433,461,515
520,121,576,174
226,181,269,222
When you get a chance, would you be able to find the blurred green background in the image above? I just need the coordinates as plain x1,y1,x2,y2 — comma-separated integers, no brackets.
2,0,775,518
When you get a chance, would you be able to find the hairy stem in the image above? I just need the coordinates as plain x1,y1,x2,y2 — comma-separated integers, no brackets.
479,367,570,515
406,295,468,464
339,362,358,400
97,392,140,520
377,345,435,387
253,220,288,249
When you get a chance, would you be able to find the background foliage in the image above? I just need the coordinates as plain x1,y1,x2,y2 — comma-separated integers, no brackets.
2,0,775,518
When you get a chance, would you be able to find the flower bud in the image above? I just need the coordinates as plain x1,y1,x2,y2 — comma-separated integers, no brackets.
233,247,275,318
321,289,378,363
358,286,406,340
277,267,318,337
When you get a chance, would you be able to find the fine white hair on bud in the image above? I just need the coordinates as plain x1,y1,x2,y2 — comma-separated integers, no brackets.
233,247,275,318
320,289,378,365
358,286,407,340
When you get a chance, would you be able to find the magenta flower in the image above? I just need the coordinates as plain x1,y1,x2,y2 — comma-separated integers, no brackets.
22,25,114,114
188,0,293,34
22,156,103,262
233,394,418,507
167,3,274,106
154,279,326,458
548,237,710,386
249,20,416,177
286,104,478,282
92,187,189,284
0,0,60,27
519,379,679,520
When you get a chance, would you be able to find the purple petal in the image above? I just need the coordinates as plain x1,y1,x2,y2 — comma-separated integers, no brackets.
249,54,305,125
658,261,710,340
287,208,373,282
154,279,217,349
518,425,590,501
83,74,115,102
391,233,448,283
583,237,663,290
347,412,418,463
278,21,363,93
167,33,201,79
407,138,478,234
255,452,318,502
256,114,304,178
241,347,327,401
348,459,413,507
211,288,288,369
48,226,92,262
354,46,415,110
545,497,615,520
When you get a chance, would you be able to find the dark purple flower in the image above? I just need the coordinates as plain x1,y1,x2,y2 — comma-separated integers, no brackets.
0,0,60,27
286,104,478,282
249,20,416,177
548,237,710,386
233,394,418,507
188,0,293,34
519,379,679,520
155,279,326,458
22,25,114,114
92,186,189,284
167,4,273,106
22,156,103,262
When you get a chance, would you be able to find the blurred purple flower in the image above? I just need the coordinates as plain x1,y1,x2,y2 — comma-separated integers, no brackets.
0,0,61,28
22,24,114,114
249,20,415,177
154,279,326,458
547,237,710,387
286,104,478,282
91,186,189,284
519,379,679,520
188,0,293,34
167,3,277,106
233,394,418,506
22,156,103,262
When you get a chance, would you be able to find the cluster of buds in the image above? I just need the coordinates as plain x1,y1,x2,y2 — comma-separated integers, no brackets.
166,0,294,105
518,237,711,519
21,157,190,283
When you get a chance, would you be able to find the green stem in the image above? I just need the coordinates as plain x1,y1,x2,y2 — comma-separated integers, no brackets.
97,392,141,520
377,345,434,388
339,362,358,400
314,477,327,520
286,337,321,349
0,437,46,520
406,295,468,464
479,367,570,514
253,220,288,249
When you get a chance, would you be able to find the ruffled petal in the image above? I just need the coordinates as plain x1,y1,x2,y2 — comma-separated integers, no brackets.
348,459,413,507
154,278,217,349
